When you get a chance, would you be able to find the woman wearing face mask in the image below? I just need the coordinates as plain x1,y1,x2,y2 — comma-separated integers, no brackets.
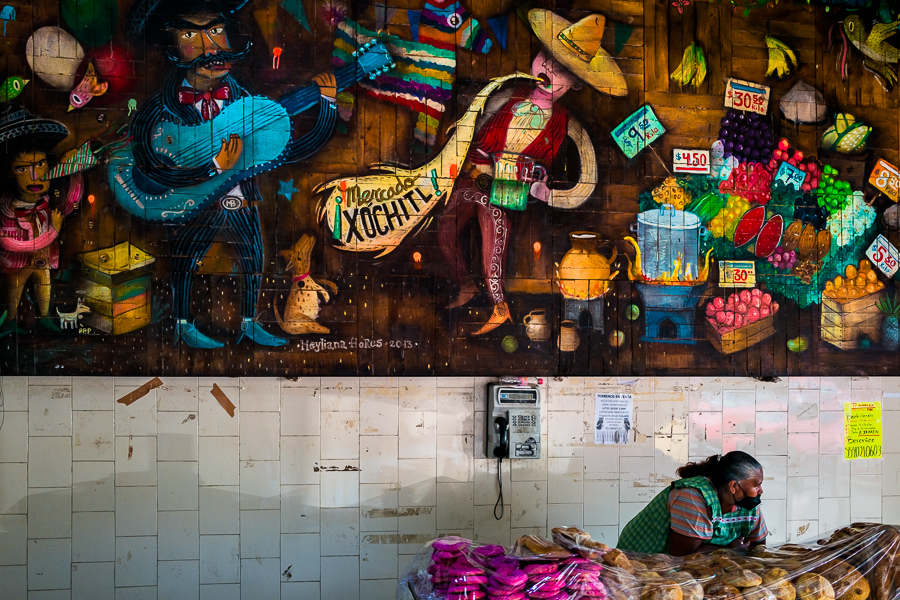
616,451,766,556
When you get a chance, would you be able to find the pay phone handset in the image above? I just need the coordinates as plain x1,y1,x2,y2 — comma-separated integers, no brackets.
485,384,541,460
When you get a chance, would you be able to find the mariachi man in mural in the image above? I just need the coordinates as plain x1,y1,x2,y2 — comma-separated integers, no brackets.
120,0,341,348
0,104,83,330
437,9,627,335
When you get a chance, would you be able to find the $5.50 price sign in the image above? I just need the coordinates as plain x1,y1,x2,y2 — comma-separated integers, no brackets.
869,158,900,202
724,78,770,115
719,260,756,288
866,234,900,278
673,149,710,174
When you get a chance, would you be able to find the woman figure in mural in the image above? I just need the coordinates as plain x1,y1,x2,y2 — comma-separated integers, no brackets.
123,0,339,348
437,9,627,336
0,104,83,330
617,451,767,556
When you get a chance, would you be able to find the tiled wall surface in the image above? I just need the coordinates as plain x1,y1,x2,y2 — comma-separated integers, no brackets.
0,376,898,600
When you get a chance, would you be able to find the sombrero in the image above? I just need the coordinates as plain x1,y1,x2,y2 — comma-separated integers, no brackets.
528,9,628,97
0,104,68,150
127,0,251,36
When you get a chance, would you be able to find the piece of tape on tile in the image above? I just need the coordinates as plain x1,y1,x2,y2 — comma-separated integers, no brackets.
116,377,163,406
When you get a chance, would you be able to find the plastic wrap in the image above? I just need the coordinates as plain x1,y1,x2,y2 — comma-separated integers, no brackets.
397,523,900,600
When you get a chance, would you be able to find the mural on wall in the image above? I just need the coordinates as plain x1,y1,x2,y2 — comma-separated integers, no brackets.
1,0,899,376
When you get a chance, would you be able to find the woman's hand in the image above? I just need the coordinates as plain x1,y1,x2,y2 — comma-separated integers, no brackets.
727,536,751,552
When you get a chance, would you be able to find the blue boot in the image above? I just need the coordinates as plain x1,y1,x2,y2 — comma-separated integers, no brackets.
237,318,287,347
174,319,224,349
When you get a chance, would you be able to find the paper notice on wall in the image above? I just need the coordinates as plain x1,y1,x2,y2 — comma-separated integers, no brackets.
844,402,882,460
594,393,634,445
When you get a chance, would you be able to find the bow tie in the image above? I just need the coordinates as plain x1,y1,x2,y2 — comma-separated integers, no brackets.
178,84,231,121
14,198,49,219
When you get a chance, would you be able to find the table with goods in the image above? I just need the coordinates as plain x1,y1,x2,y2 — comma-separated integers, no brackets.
397,524,900,600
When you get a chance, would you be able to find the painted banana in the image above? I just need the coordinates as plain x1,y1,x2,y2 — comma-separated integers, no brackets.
765,35,798,78
670,43,707,87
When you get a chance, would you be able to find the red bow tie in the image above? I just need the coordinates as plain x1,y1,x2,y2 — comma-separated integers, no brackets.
178,84,231,121
14,198,49,219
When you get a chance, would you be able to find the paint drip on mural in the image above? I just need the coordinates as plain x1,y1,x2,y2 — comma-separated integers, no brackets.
316,73,537,257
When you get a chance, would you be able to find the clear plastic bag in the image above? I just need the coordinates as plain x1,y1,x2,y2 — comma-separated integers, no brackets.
396,523,900,600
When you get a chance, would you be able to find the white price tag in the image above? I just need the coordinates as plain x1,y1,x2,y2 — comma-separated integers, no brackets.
724,78,770,115
866,234,900,278
673,149,711,175
719,260,756,288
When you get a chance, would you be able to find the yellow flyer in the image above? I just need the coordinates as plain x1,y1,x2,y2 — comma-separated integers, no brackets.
844,402,882,460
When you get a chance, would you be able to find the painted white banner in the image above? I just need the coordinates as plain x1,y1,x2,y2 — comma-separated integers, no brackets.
594,393,634,445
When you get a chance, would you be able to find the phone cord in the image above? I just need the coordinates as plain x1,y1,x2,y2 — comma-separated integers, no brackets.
493,457,504,520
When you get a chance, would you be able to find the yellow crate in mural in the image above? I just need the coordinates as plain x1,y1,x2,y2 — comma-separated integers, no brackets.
75,242,155,335
821,291,885,350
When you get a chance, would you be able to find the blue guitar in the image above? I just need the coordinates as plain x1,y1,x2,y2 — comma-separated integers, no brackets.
108,41,393,222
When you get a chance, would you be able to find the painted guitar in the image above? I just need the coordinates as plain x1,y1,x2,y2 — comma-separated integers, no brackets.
108,41,393,222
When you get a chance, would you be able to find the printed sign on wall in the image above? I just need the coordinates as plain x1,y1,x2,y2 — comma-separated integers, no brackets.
594,393,634,445
844,402,882,460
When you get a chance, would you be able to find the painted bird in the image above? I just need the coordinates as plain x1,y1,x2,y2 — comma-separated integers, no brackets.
842,16,900,89
0,76,28,102
68,62,108,112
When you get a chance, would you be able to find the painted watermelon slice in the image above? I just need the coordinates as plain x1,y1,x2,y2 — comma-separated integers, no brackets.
733,206,766,247
755,214,784,258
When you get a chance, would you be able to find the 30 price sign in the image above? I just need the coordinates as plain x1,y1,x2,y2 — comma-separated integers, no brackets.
866,235,900,278
673,149,711,175
724,78,770,115
869,158,900,202
719,260,757,288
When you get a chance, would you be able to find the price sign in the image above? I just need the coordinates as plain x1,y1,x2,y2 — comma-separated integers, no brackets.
869,158,900,202
775,161,808,191
724,78,770,115
719,260,757,288
611,105,666,159
673,149,710,174
866,234,900,278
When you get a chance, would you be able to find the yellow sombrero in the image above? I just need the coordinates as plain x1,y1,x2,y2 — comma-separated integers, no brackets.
528,8,628,97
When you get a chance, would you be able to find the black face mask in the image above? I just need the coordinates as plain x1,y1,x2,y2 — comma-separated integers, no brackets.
734,482,762,510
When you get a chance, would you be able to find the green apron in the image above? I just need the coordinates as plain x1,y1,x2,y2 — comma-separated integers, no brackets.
616,476,759,553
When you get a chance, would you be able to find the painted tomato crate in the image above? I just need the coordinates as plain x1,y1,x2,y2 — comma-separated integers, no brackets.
75,242,155,335
821,290,885,349
706,314,775,354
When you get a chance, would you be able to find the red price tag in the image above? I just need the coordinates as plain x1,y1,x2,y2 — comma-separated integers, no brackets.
673,149,710,174
724,78,770,115
866,235,900,278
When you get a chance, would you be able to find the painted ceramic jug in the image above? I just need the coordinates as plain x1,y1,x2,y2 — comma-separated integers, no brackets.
523,309,551,342
556,232,618,300
558,320,580,352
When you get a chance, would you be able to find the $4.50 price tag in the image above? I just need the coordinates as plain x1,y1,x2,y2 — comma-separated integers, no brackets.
869,158,900,202
719,260,756,288
866,234,900,278
673,149,710,175
724,78,770,115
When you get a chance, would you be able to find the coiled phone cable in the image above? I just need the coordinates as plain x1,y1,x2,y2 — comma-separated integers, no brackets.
493,456,504,520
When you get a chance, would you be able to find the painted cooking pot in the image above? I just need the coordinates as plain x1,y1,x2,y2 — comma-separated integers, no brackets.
636,204,703,280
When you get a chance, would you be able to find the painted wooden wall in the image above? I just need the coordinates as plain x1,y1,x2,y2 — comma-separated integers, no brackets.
0,0,898,376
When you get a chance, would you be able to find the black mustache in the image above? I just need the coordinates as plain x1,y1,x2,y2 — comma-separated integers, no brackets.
167,42,251,68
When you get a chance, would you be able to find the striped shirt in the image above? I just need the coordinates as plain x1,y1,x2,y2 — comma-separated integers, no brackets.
668,487,767,542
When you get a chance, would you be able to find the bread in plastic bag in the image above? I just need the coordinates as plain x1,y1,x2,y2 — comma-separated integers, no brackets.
397,523,900,600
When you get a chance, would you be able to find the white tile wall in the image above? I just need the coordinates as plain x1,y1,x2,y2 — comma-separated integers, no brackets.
1,376,898,600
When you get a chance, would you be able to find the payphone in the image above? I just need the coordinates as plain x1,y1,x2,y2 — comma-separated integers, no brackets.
484,383,541,460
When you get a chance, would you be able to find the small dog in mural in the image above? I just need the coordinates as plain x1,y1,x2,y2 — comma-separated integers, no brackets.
274,234,338,335
56,298,91,330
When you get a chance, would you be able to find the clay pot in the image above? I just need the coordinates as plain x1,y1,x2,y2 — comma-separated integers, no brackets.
556,232,619,300
558,320,580,353
523,310,551,342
